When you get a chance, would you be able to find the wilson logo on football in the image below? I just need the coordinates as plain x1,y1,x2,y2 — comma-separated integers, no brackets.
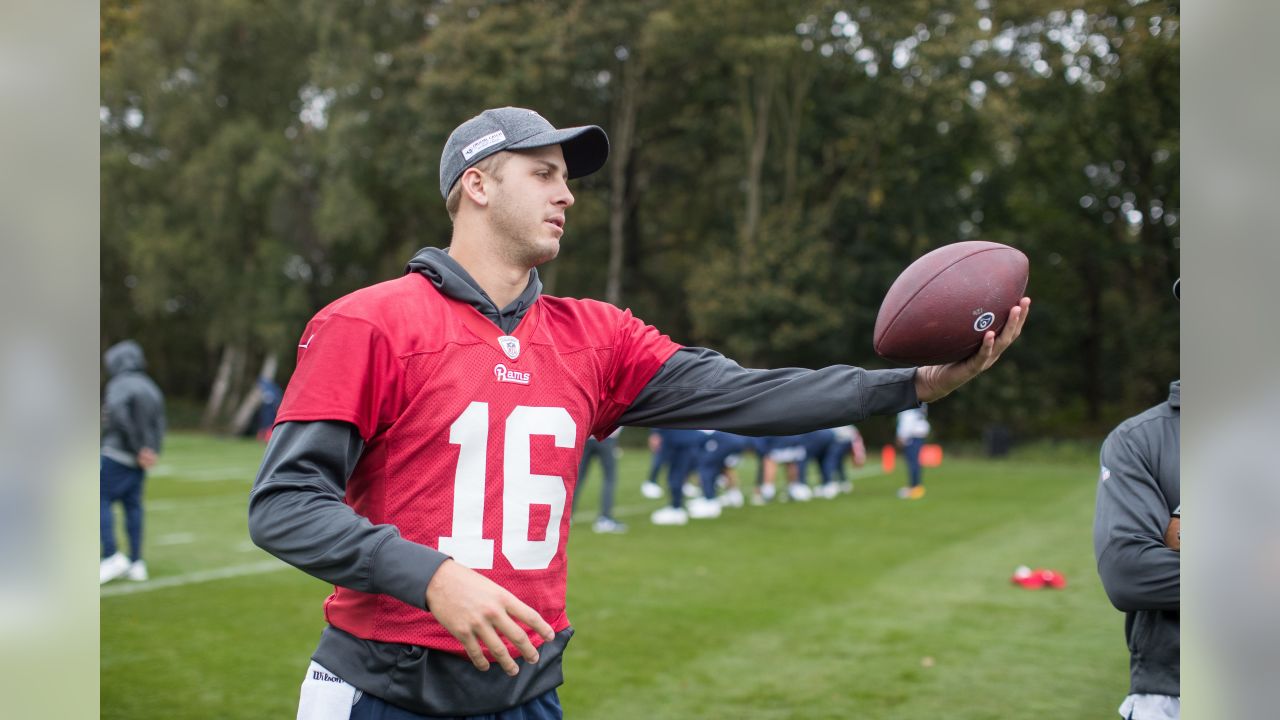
973,311,996,332
494,364,531,385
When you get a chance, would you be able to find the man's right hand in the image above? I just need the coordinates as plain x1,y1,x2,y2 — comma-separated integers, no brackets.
1164,517,1180,552
137,448,158,470
914,298,1031,403
425,559,556,676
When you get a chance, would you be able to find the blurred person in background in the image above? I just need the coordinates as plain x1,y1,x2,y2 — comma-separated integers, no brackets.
895,405,930,499
639,428,667,500
248,106,1029,720
99,340,166,584
573,427,626,534
831,424,867,494
751,434,814,504
746,435,773,505
1093,281,1180,720
771,434,815,502
649,428,717,524
795,428,844,499
696,430,749,509
252,376,284,442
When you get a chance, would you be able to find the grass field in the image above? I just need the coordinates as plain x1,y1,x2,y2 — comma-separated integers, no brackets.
101,432,1127,719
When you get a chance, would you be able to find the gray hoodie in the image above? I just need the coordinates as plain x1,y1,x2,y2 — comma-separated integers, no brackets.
1094,381,1180,697
101,340,166,468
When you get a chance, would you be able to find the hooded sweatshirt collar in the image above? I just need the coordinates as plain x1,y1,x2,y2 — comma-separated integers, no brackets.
1168,380,1180,409
404,247,542,335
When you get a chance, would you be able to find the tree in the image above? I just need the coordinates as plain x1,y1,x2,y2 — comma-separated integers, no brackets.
101,0,1179,440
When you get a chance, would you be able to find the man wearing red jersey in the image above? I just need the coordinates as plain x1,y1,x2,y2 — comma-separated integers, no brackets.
249,107,1030,719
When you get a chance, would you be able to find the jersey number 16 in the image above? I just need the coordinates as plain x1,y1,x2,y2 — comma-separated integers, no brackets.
438,402,576,571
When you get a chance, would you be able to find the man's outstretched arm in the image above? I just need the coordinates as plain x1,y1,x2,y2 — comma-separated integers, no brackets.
621,299,1030,431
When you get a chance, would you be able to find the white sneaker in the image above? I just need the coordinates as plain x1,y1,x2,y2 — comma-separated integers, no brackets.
682,482,701,499
592,517,628,534
640,482,664,500
720,488,745,508
99,553,130,584
787,483,813,502
838,480,854,494
650,506,689,526
760,484,777,503
817,483,840,500
127,560,149,582
688,497,722,519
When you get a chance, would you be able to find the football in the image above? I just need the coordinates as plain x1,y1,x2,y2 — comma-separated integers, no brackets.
873,241,1029,365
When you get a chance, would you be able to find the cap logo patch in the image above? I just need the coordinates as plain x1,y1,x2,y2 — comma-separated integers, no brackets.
462,130,507,160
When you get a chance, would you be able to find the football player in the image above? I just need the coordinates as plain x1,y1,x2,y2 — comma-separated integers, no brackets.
249,107,1029,719
697,431,750,508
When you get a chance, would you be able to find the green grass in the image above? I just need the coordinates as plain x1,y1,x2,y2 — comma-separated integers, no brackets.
101,432,1126,719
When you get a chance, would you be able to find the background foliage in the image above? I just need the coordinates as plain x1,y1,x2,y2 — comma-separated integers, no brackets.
100,0,1179,441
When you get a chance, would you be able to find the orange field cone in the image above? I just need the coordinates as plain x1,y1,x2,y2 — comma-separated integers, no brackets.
920,443,944,467
881,444,896,473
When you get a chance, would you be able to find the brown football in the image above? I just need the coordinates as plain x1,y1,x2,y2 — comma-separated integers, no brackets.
873,241,1029,365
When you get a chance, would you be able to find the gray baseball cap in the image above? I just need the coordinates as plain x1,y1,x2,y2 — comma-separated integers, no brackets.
439,107,610,199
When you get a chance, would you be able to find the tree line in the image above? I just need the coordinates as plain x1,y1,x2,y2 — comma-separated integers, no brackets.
101,0,1179,441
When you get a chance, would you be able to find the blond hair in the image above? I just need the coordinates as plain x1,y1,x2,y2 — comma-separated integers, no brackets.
446,153,510,222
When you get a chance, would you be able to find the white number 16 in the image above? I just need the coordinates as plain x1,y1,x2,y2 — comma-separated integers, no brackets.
437,402,576,571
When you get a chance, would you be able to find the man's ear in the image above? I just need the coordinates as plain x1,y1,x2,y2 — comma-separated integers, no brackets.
460,167,489,208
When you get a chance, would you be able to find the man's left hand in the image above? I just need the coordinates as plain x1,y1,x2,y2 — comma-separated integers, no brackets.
914,298,1030,403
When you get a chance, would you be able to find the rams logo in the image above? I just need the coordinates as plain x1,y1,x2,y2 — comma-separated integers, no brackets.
494,364,531,385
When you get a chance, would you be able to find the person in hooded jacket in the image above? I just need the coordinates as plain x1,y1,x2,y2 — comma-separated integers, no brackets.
1094,281,1181,720
100,340,166,584
1094,380,1180,719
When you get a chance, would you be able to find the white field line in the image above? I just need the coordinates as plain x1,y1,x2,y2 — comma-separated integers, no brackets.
106,466,888,597
100,559,288,598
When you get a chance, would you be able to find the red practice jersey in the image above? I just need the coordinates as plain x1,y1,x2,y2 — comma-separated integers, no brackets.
275,273,680,656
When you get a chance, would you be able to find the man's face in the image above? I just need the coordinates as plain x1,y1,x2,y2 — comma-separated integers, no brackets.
485,145,575,268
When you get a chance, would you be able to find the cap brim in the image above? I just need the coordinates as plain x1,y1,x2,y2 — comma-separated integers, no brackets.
508,126,610,180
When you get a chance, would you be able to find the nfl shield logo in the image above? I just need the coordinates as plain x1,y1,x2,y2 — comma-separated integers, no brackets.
498,335,520,360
